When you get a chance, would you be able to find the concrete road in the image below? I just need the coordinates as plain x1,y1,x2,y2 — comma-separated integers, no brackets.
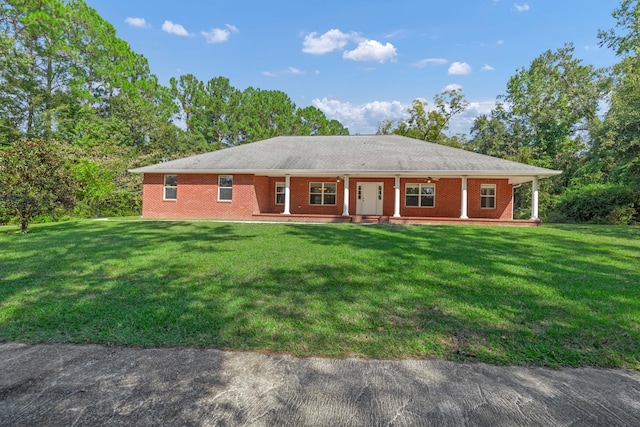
1,342,639,426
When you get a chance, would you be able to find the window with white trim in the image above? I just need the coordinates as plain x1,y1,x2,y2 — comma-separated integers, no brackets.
309,182,336,205
275,182,285,205
481,184,496,208
218,175,233,201
164,175,177,200
405,183,435,207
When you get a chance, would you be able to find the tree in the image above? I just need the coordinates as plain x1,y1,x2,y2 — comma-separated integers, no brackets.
170,74,205,134
584,1,640,185
377,88,469,147
296,105,348,135
598,0,640,56
0,139,76,233
471,44,606,191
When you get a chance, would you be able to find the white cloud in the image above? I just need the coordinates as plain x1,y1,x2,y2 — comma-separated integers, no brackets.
201,24,238,43
443,84,463,92
343,40,397,63
454,99,497,134
262,67,305,77
385,29,407,39
312,97,497,136
481,64,495,71
312,98,409,134
513,3,530,12
125,17,150,28
448,62,472,75
302,29,353,54
202,28,230,43
162,20,191,37
497,39,505,45
412,58,448,68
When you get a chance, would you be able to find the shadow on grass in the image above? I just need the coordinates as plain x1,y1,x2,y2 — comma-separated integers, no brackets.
0,221,638,368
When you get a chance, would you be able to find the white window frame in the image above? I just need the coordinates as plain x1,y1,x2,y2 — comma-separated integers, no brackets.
164,174,177,200
275,182,285,205
405,183,435,208
309,182,337,206
481,184,496,209
218,175,233,201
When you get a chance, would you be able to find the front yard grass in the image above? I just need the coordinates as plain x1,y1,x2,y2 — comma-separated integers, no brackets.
1,220,638,369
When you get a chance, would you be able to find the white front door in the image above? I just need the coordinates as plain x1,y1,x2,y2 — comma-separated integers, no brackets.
356,182,383,215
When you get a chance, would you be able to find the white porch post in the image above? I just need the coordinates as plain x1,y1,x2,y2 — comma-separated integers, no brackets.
393,175,401,217
342,175,350,216
283,174,291,215
531,176,539,220
460,176,469,219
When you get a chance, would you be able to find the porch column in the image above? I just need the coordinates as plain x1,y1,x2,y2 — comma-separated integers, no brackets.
531,176,539,220
393,175,401,217
460,176,469,219
342,175,350,216
283,174,291,215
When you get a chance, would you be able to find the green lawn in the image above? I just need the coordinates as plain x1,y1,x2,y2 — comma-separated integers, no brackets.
1,220,639,369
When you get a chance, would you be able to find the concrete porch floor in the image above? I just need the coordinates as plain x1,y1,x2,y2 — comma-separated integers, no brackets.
252,213,541,226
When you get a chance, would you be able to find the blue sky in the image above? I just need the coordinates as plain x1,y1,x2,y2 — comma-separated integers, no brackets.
86,0,619,135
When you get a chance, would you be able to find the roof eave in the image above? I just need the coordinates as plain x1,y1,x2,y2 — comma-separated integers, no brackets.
129,168,562,178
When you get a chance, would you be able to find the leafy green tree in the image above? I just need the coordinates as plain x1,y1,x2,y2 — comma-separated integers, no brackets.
471,44,605,192
202,76,241,145
502,44,603,169
0,0,166,147
230,87,297,144
296,105,348,135
0,139,76,233
377,88,469,147
584,57,640,185
598,0,640,56
170,74,205,134
584,1,640,186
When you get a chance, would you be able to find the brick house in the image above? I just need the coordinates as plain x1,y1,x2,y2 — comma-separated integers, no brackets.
129,135,561,225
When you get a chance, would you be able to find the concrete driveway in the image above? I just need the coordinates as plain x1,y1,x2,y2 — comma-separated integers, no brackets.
1,342,639,426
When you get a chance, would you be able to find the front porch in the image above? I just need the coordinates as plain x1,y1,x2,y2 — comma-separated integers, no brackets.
252,213,542,226
257,174,544,225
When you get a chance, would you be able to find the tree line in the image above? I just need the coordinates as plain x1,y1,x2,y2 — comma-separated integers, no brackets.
1,0,639,232
379,1,640,224
0,0,347,231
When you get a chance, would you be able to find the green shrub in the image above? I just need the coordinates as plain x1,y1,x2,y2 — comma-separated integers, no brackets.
605,205,637,225
553,184,639,224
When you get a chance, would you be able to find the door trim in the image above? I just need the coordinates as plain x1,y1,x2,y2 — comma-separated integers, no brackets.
356,182,383,215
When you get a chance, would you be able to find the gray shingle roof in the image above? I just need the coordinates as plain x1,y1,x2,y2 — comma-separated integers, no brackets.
129,135,561,180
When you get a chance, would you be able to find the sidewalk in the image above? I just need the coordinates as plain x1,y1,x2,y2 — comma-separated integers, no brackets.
1,342,639,426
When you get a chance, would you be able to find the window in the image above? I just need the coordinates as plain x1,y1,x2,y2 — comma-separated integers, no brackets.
481,184,496,209
275,182,285,205
164,175,177,200
405,183,435,207
309,182,336,205
218,175,233,201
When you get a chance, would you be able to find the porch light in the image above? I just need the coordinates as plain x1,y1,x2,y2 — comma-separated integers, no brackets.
336,176,342,183
426,177,433,183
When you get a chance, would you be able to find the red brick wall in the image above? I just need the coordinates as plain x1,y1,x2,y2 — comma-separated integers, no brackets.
141,173,256,219
289,177,343,215
141,174,513,220
400,178,462,218
467,178,513,220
